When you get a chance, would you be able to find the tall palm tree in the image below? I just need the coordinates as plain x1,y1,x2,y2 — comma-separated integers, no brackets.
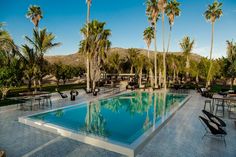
26,5,43,29
158,0,167,89
165,0,181,53
146,0,160,88
179,36,194,80
204,0,223,88
80,20,111,90
25,28,61,87
143,27,154,58
143,27,154,86
85,0,92,92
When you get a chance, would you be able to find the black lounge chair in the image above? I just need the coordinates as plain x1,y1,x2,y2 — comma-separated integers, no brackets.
58,91,68,99
199,116,227,146
202,110,226,127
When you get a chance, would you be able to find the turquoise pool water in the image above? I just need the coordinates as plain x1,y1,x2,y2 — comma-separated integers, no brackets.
29,91,187,145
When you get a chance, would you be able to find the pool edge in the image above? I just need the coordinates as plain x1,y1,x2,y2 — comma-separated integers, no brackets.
18,92,191,157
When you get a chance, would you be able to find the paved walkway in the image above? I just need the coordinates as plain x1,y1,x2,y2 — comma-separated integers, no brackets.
0,90,235,157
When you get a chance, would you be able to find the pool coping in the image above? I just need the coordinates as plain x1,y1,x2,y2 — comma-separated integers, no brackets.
18,91,191,157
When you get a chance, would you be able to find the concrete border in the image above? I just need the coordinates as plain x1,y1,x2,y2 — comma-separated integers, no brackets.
19,92,191,157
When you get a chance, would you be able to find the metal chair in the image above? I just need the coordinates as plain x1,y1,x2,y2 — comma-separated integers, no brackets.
199,116,227,146
215,99,225,117
204,100,212,113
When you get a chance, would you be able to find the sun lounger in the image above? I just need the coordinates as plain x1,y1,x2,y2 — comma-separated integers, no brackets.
202,110,226,127
199,116,227,146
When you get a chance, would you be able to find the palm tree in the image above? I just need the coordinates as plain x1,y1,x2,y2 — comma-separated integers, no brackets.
21,44,38,89
134,54,150,88
25,28,61,88
165,0,181,53
26,5,43,29
158,0,167,89
146,0,160,88
85,0,92,92
127,48,139,74
226,40,236,88
179,36,194,80
0,23,18,65
204,0,223,88
80,20,111,91
143,27,154,58
143,27,154,86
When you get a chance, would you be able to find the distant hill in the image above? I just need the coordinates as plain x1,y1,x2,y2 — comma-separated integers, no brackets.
45,47,202,66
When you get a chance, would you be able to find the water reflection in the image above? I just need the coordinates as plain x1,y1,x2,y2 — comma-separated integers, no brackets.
30,91,186,144
83,92,185,139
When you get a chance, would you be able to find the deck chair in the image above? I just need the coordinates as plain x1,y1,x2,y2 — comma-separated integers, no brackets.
58,91,68,99
202,110,226,127
199,116,227,146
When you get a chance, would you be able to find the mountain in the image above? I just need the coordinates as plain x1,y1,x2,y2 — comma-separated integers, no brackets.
45,47,203,66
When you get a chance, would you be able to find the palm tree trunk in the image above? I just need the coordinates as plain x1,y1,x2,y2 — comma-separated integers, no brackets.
162,12,166,90
33,79,37,92
159,68,162,87
186,55,190,80
173,68,176,82
231,78,234,89
206,22,215,88
28,78,32,90
130,65,133,74
154,22,158,88
139,69,142,88
86,2,91,91
166,26,172,53
196,74,199,84
148,47,154,87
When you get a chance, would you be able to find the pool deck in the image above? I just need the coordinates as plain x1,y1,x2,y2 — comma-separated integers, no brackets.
0,90,236,157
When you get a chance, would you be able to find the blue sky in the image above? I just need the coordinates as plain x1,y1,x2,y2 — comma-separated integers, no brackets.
1,0,236,58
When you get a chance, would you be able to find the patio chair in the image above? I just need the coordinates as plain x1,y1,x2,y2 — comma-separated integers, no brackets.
227,101,236,119
58,91,68,99
202,110,226,127
199,116,227,146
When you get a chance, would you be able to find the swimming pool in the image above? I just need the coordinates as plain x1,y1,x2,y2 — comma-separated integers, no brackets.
19,91,190,156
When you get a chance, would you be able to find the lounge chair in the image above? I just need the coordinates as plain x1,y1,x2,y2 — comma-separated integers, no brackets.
202,110,226,127
58,91,68,99
199,116,227,146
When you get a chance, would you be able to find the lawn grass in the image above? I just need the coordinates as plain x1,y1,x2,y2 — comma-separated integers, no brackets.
0,99,24,107
0,83,86,107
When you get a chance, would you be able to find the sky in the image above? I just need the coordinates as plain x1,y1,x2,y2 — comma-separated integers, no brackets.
1,0,236,58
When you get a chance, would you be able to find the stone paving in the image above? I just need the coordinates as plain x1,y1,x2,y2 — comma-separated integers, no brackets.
0,90,236,157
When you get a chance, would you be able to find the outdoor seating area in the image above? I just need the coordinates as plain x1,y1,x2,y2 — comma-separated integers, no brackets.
16,92,52,111
1,90,236,157
198,90,236,119
1,0,236,157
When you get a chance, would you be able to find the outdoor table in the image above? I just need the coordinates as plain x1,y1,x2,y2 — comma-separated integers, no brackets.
212,95,236,117
19,91,51,110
